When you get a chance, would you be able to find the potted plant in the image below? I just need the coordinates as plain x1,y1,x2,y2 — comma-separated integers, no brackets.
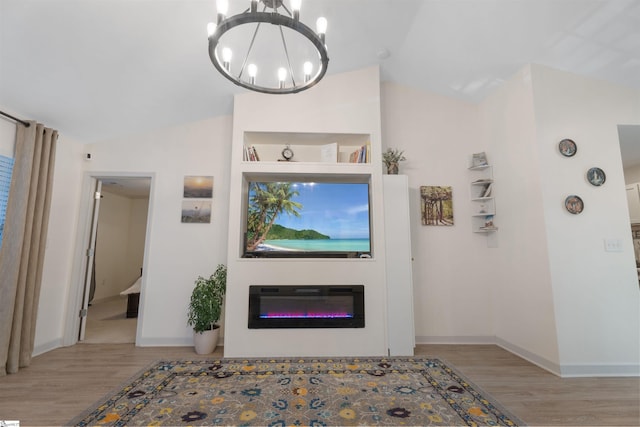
382,148,407,174
187,264,227,354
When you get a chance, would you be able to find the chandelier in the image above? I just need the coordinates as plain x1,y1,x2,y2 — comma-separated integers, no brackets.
207,0,329,95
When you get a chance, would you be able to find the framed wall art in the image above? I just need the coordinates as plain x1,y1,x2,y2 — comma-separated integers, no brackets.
586,167,605,186
558,138,577,157
420,186,453,226
184,176,214,198
181,200,212,223
565,195,584,215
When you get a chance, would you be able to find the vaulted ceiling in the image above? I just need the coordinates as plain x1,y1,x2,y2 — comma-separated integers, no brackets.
1,0,639,144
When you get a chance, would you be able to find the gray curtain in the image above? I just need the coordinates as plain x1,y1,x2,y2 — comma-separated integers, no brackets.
0,122,57,375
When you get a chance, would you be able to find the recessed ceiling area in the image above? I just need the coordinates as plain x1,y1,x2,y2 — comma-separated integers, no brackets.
0,0,639,143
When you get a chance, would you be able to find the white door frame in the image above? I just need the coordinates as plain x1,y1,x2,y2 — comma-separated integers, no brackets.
64,171,155,346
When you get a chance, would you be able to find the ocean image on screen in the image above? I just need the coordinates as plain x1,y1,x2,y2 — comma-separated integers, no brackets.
246,182,370,255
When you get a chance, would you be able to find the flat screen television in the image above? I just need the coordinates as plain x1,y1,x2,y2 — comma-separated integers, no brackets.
243,181,371,258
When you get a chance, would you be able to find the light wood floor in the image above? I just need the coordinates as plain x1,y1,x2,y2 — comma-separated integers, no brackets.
0,344,637,426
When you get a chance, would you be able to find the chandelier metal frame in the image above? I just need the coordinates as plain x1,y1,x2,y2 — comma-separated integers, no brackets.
207,1,329,95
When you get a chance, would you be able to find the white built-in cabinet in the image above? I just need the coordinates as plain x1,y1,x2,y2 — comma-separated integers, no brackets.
383,174,415,356
626,183,640,224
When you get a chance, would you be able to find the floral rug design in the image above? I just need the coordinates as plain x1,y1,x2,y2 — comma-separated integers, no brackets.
70,357,523,426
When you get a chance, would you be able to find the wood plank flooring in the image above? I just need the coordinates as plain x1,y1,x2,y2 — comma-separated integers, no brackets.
0,344,637,426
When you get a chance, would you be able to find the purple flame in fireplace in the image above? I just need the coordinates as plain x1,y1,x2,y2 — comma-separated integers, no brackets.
249,285,365,328
260,311,354,319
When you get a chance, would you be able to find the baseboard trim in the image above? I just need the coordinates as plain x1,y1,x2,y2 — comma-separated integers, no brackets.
417,335,639,377
415,335,495,345
33,338,64,357
137,337,193,347
137,336,225,348
494,337,562,376
558,363,640,377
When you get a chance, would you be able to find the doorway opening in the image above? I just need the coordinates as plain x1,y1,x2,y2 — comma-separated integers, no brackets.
80,176,152,344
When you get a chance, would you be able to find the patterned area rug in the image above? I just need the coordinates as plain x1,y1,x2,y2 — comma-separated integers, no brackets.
70,357,523,426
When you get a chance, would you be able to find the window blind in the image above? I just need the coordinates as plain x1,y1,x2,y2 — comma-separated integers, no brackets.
0,154,14,246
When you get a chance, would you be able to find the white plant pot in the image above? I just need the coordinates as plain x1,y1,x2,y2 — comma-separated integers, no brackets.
193,327,219,354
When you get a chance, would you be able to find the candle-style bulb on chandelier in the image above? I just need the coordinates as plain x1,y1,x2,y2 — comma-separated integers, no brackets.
207,0,329,95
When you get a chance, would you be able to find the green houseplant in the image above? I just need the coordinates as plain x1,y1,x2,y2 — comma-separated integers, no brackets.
187,264,227,354
382,148,407,174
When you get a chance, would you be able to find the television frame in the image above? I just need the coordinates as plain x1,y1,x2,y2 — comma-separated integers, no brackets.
241,173,373,259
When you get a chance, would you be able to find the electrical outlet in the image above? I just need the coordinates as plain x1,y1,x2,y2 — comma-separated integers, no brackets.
604,238,623,252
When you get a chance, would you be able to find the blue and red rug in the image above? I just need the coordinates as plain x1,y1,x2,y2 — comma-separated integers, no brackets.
71,357,523,426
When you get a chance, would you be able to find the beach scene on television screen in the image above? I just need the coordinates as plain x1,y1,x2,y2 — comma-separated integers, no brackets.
246,182,370,254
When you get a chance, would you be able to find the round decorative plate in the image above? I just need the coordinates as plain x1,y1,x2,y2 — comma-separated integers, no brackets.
586,167,606,186
558,138,577,157
565,195,584,214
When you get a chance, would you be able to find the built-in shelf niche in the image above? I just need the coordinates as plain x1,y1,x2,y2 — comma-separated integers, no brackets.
243,131,371,164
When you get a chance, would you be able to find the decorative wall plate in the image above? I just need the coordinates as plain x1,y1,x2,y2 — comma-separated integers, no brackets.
558,138,577,157
587,167,606,186
565,195,584,214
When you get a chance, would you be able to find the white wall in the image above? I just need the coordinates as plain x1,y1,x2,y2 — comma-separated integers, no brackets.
531,64,640,375
93,190,148,301
34,134,85,355
80,116,232,346
478,66,561,370
623,164,640,184
0,119,16,157
381,82,495,342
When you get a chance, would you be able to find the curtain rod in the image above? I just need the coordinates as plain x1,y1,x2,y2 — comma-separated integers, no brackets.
0,110,30,127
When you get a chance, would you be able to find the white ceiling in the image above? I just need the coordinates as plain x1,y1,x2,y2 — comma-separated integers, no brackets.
1,0,639,145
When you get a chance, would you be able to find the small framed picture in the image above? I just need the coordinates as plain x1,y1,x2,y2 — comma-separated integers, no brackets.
181,200,212,223
184,176,213,198
558,139,577,157
586,167,606,186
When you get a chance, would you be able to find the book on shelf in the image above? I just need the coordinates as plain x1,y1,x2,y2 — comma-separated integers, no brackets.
244,146,260,162
349,144,370,163
482,183,493,198
320,142,338,163
471,152,488,168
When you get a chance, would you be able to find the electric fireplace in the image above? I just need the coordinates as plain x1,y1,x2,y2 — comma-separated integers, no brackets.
248,285,365,328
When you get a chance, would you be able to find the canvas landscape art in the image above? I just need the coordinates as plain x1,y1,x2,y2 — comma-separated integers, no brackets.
181,200,212,223
421,186,454,226
184,176,214,198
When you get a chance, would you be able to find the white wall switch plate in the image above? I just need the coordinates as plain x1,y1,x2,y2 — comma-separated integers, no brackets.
604,238,623,252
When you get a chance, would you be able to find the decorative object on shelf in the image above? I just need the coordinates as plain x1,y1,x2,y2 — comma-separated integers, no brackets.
184,176,213,198
382,148,406,174
481,215,497,231
420,186,453,226
207,0,329,95
565,195,584,214
558,138,577,157
187,264,227,354
281,145,294,161
471,151,488,168
587,167,606,186
181,200,212,223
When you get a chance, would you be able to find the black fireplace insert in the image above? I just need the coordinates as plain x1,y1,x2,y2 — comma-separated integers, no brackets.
248,285,365,328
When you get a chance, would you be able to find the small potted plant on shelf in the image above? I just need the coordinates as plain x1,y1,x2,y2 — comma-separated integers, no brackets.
382,148,407,174
187,264,227,354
